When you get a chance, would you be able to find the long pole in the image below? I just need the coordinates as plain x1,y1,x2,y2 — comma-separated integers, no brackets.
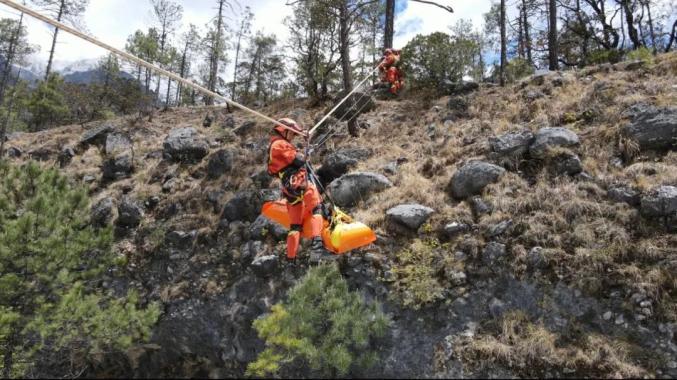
309,64,381,136
0,0,306,137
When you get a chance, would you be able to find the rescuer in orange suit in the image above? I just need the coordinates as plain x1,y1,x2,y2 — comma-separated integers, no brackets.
379,48,403,95
267,118,327,261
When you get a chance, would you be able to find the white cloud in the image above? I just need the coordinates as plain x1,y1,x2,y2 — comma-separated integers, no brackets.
393,0,493,48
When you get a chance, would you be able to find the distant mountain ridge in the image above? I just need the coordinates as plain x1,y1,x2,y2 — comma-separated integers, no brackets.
3,57,134,85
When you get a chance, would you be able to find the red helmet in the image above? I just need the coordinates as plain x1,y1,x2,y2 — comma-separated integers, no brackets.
273,118,304,137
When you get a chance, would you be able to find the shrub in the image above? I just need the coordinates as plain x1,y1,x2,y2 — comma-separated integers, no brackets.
587,49,623,65
0,161,160,377
247,264,389,377
391,239,447,309
505,58,535,83
627,47,654,64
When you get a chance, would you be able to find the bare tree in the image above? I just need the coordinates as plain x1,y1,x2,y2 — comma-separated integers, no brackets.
500,0,506,85
383,0,453,50
548,0,559,70
617,0,642,49
33,0,89,79
150,0,183,103
231,6,254,101
384,0,394,49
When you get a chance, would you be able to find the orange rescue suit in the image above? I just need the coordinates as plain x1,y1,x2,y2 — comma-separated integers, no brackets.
268,134,323,259
380,50,403,95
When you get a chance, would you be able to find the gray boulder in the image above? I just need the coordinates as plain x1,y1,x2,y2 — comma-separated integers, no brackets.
608,185,641,206
165,230,197,249
448,161,505,199
470,196,494,217
549,152,583,176
221,115,235,129
207,149,234,179
327,172,393,208
438,79,479,95
221,189,279,223
486,219,513,238
441,222,470,239
250,215,287,241
483,242,507,265
327,91,376,121
79,124,115,148
234,121,257,137
623,106,677,151
58,147,76,168
116,198,144,228
28,147,54,161
386,204,435,231
489,129,535,156
316,147,372,184
640,186,677,218
102,133,134,181
7,147,21,158
251,255,279,277
91,197,115,227
529,127,580,158
163,128,210,163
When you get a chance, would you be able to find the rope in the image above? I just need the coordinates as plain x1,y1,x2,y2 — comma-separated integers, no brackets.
0,0,307,137
309,64,382,136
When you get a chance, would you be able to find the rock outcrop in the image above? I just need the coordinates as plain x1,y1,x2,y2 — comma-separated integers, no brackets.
448,161,505,200
327,172,393,208
163,128,210,163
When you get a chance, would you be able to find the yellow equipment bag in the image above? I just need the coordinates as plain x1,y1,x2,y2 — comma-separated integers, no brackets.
261,201,376,254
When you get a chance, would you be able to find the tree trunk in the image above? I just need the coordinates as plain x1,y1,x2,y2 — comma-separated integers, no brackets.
0,11,23,105
500,0,506,86
621,0,642,49
620,5,626,49
339,2,358,137
45,0,66,80
666,19,677,52
644,0,656,54
207,0,225,106
176,43,188,105
165,77,172,109
231,19,245,101
384,0,395,49
518,9,525,60
522,0,533,65
548,0,559,70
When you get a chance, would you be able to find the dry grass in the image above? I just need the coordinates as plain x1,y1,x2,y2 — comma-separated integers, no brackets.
457,311,648,378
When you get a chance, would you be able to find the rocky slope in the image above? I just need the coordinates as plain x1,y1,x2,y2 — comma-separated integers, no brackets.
4,53,677,378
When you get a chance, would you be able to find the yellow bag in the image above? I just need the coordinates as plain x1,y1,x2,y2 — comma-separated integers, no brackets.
261,201,376,254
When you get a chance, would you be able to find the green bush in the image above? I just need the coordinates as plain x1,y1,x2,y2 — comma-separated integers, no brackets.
0,161,160,377
587,49,623,65
247,264,390,377
401,28,482,91
627,47,654,64
505,58,535,83
391,239,446,309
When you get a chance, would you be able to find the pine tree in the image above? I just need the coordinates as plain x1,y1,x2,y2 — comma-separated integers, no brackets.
32,0,89,79
0,161,160,377
247,264,389,377
26,73,69,131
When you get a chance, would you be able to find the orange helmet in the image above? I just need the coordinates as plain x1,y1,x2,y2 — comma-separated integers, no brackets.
273,118,304,137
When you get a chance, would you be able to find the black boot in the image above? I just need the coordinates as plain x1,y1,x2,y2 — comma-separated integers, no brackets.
309,237,336,265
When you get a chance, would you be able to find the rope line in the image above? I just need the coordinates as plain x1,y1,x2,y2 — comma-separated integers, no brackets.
309,65,381,136
0,0,307,137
